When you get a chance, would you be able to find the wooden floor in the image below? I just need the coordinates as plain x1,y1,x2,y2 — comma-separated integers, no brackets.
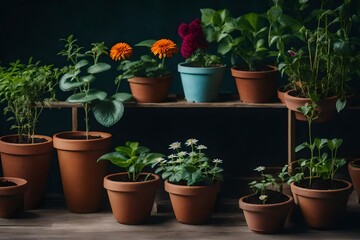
1,193,359,240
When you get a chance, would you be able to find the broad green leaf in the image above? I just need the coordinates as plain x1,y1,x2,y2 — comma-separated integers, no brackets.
80,75,95,83
112,92,133,102
87,62,111,74
67,89,107,103
59,70,83,91
92,99,124,127
336,98,346,112
201,8,216,26
75,59,89,70
115,146,132,156
97,151,132,168
136,40,156,48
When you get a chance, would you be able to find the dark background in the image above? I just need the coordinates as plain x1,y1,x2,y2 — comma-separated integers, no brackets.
0,0,359,199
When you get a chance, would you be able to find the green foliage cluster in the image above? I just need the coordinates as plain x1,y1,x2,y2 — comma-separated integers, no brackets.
58,35,132,138
0,58,63,143
153,138,223,186
97,141,165,182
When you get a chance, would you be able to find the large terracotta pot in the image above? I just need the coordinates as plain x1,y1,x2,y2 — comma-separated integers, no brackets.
0,177,27,218
178,63,226,102
0,135,53,209
104,172,160,224
290,179,353,229
348,159,360,203
231,65,278,103
164,180,220,225
128,75,171,103
284,90,338,122
53,131,111,213
239,193,294,234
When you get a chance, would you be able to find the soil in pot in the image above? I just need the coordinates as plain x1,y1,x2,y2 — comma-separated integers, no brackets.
242,189,290,204
0,180,17,187
296,178,349,190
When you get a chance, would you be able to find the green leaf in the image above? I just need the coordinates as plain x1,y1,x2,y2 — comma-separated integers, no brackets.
80,75,95,83
115,146,132,156
112,92,133,102
136,40,156,48
87,63,111,74
75,59,89,70
201,8,216,26
67,89,107,103
97,151,132,168
59,70,83,91
336,98,346,112
92,99,124,127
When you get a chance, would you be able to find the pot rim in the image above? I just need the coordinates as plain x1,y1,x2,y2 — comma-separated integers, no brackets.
239,193,293,209
104,172,160,192
290,179,353,194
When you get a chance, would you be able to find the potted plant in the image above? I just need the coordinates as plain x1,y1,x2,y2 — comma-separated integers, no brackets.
97,141,164,224
289,103,353,229
201,8,279,103
348,159,360,204
239,165,294,234
177,18,226,103
53,35,129,213
0,58,63,209
110,38,178,103
268,0,360,121
153,138,223,225
0,177,28,218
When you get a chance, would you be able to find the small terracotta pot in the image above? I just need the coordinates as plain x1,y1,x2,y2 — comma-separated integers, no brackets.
53,131,111,213
348,159,360,203
104,172,160,224
0,177,27,218
128,75,171,103
164,180,220,225
239,194,294,234
0,135,53,209
284,90,338,122
231,66,278,103
290,180,353,229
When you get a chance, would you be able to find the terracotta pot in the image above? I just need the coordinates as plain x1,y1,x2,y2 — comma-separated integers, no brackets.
0,135,53,209
53,131,111,213
290,179,353,229
239,194,294,234
0,177,27,218
348,159,360,203
128,75,171,103
231,65,278,103
104,172,160,224
284,90,338,122
164,180,220,225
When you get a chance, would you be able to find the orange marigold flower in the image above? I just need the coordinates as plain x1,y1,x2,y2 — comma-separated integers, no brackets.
110,42,133,61
151,39,178,59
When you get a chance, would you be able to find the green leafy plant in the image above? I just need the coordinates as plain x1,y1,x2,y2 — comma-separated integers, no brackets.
268,0,360,111
249,165,289,204
153,138,224,186
289,102,346,187
97,141,165,182
201,8,274,71
0,58,63,143
58,35,131,138
110,39,178,91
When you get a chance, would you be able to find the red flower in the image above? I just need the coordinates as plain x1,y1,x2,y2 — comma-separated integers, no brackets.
178,23,190,39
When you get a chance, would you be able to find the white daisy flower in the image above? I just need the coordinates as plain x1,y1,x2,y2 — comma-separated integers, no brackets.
168,154,177,159
254,166,265,172
185,138,198,146
196,145,207,150
155,157,165,163
213,159,222,164
259,195,268,201
169,142,181,150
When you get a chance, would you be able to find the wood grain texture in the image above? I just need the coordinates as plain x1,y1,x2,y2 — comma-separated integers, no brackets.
0,193,359,240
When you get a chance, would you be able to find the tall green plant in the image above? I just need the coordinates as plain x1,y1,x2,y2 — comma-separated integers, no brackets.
0,58,62,143
58,35,131,138
291,103,346,186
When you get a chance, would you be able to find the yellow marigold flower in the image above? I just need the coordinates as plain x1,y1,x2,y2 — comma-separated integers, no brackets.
110,42,133,61
151,39,178,59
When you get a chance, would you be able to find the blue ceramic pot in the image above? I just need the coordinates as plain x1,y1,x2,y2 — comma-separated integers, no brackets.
178,63,226,102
